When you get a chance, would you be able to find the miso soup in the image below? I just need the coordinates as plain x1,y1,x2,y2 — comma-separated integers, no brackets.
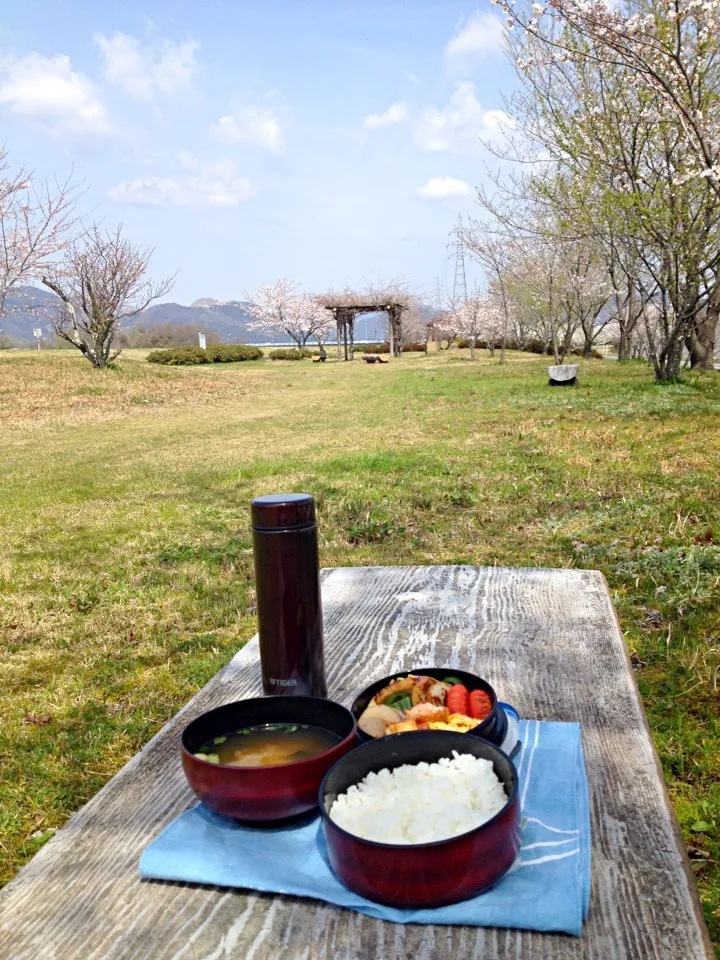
194,722,341,767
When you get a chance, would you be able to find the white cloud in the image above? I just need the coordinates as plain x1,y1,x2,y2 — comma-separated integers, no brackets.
414,82,514,153
363,102,408,129
417,176,472,199
213,105,284,154
108,159,257,207
94,32,200,101
177,149,199,169
445,12,505,68
0,52,109,139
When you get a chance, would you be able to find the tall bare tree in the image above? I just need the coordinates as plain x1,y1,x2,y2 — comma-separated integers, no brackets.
42,224,173,368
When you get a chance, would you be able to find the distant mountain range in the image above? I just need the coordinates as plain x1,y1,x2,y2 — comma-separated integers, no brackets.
0,287,390,345
0,286,59,342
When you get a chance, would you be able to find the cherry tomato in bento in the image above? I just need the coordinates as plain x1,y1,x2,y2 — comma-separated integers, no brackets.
469,689,492,720
446,684,470,715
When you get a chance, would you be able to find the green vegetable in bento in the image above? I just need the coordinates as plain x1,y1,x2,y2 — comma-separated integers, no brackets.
384,691,412,709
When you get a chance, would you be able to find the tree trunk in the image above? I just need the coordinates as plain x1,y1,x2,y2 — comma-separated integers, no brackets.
614,278,640,362
617,325,631,362
686,277,718,371
336,312,342,360
550,326,560,365
705,282,720,368
561,319,575,365
656,337,684,381
469,337,476,361
388,306,402,357
685,313,716,370
580,311,594,358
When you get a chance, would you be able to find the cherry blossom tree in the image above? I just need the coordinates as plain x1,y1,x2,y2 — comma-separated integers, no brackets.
0,148,81,317
42,224,173,368
458,225,512,361
401,305,434,352
462,206,599,363
313,314,334,359
557,240,612,357
501,0,720,195
246,280,333,348
484,0,720,377
454,289,505,360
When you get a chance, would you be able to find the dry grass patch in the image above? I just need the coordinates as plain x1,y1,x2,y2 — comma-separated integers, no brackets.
0,351,275,429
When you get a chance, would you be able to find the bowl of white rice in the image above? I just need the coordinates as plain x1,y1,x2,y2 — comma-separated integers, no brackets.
319,731,520,908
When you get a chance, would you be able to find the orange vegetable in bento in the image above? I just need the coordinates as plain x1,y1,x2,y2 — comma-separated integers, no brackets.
469,689,492,720
446,684,470,715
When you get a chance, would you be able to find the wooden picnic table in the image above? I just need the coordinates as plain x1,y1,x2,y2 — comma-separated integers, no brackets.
0,565,713,959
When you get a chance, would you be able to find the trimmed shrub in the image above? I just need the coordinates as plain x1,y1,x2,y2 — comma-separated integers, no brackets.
147,346,207,365
268,347,312,360
455,338,601,359
570,348,605,361
523,339,554,355
206,344,263,362
361,342,390,354
147,344,263,365
402,341,427,352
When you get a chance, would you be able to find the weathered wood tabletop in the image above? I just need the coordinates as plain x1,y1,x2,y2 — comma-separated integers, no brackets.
0,566,713,960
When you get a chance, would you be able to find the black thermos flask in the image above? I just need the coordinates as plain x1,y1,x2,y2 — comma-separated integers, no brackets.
251,493,327,698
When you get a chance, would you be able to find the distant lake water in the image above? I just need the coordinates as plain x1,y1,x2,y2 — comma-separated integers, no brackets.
253,339,384,347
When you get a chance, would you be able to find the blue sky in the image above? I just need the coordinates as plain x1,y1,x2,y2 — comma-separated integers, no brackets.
0,1,516,303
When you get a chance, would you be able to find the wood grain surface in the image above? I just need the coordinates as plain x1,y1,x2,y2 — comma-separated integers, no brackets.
0,566,713,960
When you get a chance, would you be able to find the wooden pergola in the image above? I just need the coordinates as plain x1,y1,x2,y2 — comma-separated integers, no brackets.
317,288,411,360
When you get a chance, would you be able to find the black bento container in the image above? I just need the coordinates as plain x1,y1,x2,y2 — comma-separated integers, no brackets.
350,666,508,747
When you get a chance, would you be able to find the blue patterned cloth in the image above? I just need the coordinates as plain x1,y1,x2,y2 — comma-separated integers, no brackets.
140,720,590,935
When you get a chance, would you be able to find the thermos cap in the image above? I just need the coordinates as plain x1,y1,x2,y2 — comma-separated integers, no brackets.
251,493,316,531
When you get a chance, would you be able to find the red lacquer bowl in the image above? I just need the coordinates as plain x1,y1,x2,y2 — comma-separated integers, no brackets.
181,696,356,822
319,731,520,908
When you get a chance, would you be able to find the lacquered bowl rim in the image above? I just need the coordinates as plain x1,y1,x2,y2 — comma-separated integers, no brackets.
180,695,357,773
350,666,499,737
319,730,519,851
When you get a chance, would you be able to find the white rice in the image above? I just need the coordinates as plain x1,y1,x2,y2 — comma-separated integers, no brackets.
328,751,507,845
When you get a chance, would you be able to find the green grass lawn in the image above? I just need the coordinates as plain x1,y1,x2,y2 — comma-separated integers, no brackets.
1,348,719,948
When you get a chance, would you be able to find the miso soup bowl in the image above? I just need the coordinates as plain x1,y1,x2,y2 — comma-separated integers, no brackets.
351,667,507,748
320,731,520,908
181,696,356,822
